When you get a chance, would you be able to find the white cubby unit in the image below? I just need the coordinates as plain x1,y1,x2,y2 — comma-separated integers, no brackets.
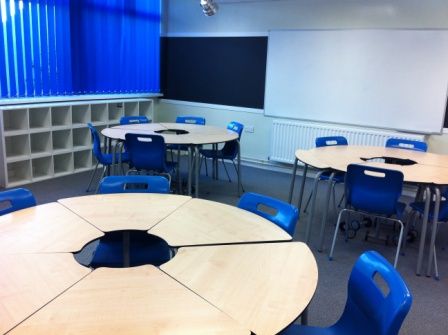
0,98,154,187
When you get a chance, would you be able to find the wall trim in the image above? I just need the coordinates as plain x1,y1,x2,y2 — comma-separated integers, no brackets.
160,99,264,114
162,32,268,37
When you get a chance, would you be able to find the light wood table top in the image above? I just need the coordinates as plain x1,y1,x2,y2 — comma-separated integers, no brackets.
2,195,317,334
161,242,317,335
9,266,250,335
0,202,103,253
149,198,292,246
0,253,90,334
296,145,448,184
102,122,238,145
59,194,192,232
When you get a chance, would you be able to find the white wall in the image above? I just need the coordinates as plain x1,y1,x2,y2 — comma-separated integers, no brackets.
159,0,448,163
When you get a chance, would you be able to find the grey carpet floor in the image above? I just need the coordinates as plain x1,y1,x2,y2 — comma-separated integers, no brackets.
19,162,448,335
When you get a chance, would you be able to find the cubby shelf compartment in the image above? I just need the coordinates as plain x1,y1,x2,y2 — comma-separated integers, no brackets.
52,129,72,153
125,102,139,116
51,106,71,128
91,103,108,123
74,150,92,171
73,127,90,149
109,102,124,123
7,160,32,186
139,100,153,119
30,132,52,156
3,108,28,133
32,156,53,181
29,107,51,130
54,153,74,176
5,134,30,161
72,105,91,126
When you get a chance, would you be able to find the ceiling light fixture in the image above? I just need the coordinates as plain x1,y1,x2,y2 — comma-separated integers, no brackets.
200,0,218,16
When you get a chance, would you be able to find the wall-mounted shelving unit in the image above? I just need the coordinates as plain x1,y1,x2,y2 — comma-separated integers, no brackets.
0,98,154,187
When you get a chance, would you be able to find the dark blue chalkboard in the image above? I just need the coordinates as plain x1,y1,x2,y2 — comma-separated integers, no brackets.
161,37,267,109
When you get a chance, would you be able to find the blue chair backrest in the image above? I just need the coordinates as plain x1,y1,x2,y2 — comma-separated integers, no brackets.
98,176,169,194
385,138,427,152
0,188,36,215
345,164,403,216
237,192,299,236
339,251,412,335
125,133,168,172
316,136,348,148
87,123,108,165
176,116,206,125
120,116,150,125
222,121,244,158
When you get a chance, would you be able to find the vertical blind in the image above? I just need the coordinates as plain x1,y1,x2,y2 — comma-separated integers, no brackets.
0,0,160,99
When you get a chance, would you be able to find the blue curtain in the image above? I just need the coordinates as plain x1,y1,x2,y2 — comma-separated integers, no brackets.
0,0,160,98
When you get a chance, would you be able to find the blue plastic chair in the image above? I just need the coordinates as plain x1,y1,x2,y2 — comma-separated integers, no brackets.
200,121,244,184
385,138,427,152
0,188,36,215
91,175,171,268
168,115,206,160
98,175,170,194
124,133,175,185
86,123,130,192
329,164,406,268
119,116,150,125
281,251,412,335
304,136,348,212
303,136,348,251
175,115,205,125
238,192,299,236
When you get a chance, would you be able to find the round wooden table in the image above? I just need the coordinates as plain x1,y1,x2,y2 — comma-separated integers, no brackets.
288,145,448,277
1,194,318,335
102,123,241,197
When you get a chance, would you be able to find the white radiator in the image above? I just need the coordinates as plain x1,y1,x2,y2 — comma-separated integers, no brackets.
269,120,426,164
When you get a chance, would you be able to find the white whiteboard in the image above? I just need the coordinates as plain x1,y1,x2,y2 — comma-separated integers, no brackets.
264,29,448,133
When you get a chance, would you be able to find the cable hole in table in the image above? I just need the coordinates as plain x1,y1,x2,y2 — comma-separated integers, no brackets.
74,230,172,269
360,156,417,166
155,129,189,135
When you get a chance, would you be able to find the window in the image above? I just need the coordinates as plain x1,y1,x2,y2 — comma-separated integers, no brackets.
0,0,160,99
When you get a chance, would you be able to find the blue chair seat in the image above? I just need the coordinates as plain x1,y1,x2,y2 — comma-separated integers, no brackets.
101,152,130,165
280,251,412,335
0,188,36,215
409,201,448,221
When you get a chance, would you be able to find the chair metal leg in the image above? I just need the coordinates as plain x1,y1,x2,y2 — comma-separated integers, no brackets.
222,159,232,182
329,208,347,261
95,166,107,194
86,161,100,192
391,218,405,268
232,159,245,193
303,192,312,214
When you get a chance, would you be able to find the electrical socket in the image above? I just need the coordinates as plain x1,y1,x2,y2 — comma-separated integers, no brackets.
245,125,255,133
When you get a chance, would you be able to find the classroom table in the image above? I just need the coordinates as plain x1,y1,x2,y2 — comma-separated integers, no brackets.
101,123,241,197
288,145,448,277
2,194,317,334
